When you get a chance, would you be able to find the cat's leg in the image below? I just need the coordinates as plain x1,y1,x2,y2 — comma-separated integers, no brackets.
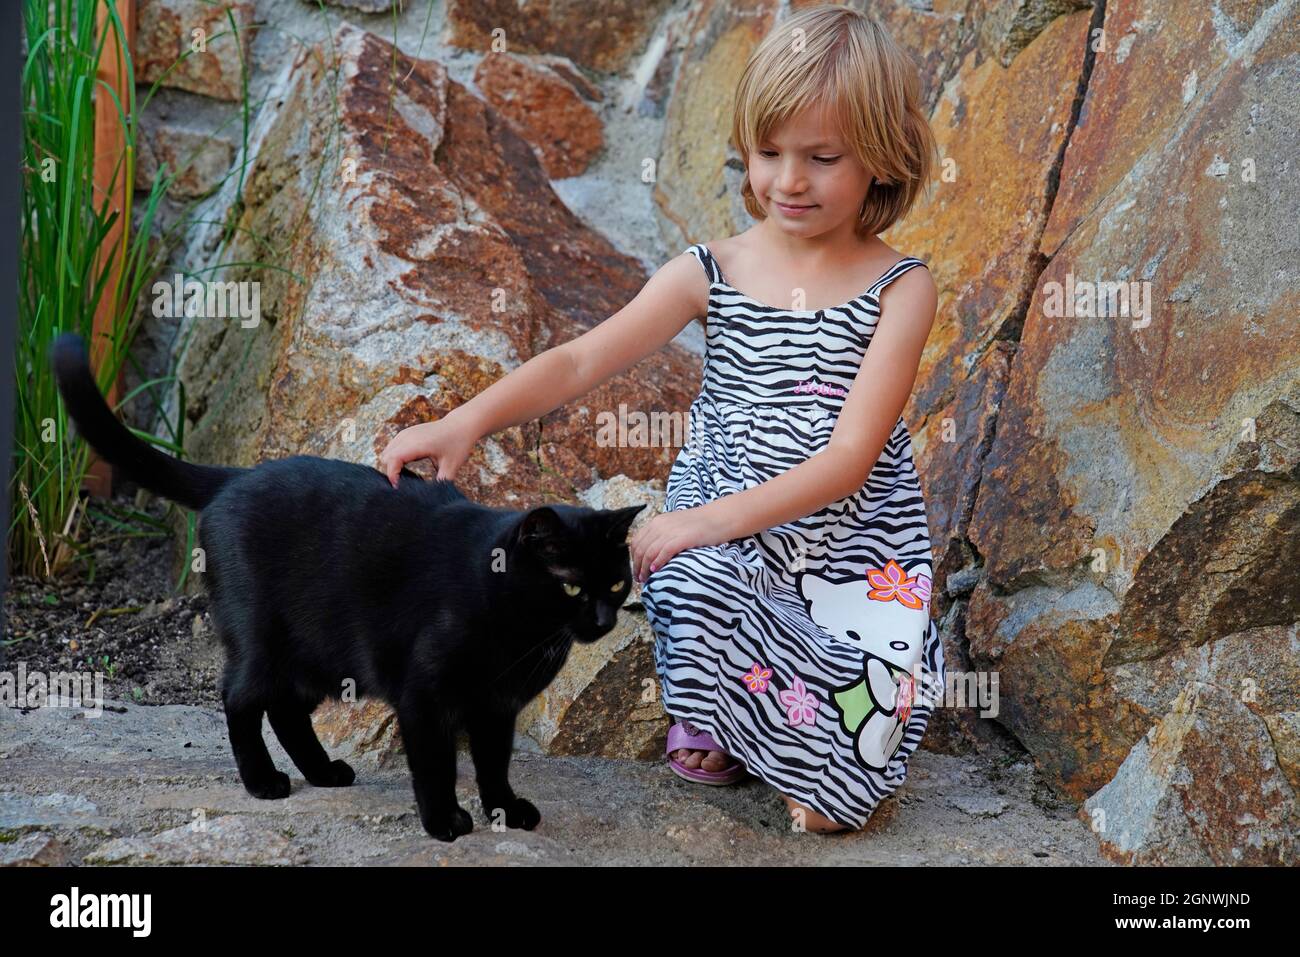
267,703,355,787
222,677,290,799
467,706,540,831
396,699,472,842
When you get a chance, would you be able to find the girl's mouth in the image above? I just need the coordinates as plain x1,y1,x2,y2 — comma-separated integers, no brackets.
774,201,817,216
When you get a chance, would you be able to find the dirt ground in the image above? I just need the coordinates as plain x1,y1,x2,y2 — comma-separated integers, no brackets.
4,490,224,710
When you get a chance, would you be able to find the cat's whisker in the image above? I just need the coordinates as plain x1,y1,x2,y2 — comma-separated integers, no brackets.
483,623,571,688
520,625,575,692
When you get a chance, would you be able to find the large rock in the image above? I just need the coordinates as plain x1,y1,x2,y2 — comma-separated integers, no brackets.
135,0,256,102
961,0,1300,864
473,52,605,179
134,118,235,198
173,22,697,755
1038,0,1281,258
889,7,1094,441
972,0,1094,67
1082,624,1300,865
311,698,403,766
654,0,778,246
445,0,674,73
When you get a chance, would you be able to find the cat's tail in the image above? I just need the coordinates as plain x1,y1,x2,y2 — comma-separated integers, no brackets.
51,332,247,511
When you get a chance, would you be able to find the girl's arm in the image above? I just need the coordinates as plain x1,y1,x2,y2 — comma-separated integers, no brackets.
647,266,937,566
379,252,706,484
455,251,706,440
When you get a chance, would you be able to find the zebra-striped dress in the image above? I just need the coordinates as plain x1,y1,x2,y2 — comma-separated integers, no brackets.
639,242,946,829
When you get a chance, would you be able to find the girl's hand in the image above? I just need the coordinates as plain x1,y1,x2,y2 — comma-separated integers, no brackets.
378,416,479,487
629,506,730,583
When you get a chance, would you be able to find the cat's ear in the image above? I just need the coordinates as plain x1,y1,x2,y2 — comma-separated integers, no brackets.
517,506,568,558
603,503,647,543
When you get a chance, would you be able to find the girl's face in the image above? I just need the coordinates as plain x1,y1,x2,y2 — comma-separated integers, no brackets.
747,105,874,236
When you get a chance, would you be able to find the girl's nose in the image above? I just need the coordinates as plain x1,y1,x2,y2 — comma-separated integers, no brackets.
777,163,808,196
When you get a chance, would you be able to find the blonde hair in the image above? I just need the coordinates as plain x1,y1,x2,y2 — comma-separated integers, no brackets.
730,4,938,237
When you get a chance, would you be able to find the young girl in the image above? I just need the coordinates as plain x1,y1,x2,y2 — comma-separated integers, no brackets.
379,5,945,835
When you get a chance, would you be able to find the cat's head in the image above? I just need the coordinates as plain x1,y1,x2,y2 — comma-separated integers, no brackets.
514,502,646,643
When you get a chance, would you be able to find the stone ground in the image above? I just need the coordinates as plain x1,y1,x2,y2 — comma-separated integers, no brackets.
0,697,1110,866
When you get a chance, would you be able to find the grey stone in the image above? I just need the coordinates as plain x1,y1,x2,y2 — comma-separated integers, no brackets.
87,815,307,866
0,833,71,866
0,791,114,835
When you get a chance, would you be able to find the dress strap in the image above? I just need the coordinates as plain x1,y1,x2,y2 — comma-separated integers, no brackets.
867,257,927,297
685,244,722,284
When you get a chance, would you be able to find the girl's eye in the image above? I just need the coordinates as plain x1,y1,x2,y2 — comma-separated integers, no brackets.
756,149,839,164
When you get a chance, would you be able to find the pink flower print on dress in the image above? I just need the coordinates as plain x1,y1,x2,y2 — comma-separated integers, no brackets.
913,573,932,605
865,559,924,609
778,676,819,728
896,670,916,725
742,663,773,693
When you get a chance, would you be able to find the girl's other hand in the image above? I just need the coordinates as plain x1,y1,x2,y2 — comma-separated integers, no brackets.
378,416,478,487
629,506,729,583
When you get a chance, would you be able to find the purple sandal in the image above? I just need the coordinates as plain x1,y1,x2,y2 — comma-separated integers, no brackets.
666,719,746,785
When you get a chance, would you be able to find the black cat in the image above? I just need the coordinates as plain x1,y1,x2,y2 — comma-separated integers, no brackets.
51,333,644,841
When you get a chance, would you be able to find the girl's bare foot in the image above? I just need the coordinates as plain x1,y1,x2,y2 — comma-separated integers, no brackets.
669,720,737,774
672,747,731,772
782,794,851,833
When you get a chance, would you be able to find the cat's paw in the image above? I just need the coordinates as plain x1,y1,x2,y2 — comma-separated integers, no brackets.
485,796,541,831
244,770,291,800
422,805,474,842
307,759,355,788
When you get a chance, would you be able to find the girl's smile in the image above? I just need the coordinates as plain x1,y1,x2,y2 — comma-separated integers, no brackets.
774,200,818,217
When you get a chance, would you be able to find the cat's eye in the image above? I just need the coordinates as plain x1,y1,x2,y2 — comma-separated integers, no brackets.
610,580,625,593
562,582,581,597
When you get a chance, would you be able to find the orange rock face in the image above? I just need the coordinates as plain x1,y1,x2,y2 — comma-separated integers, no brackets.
445,0,674,72
926,1,1299,863
474,53,605,179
